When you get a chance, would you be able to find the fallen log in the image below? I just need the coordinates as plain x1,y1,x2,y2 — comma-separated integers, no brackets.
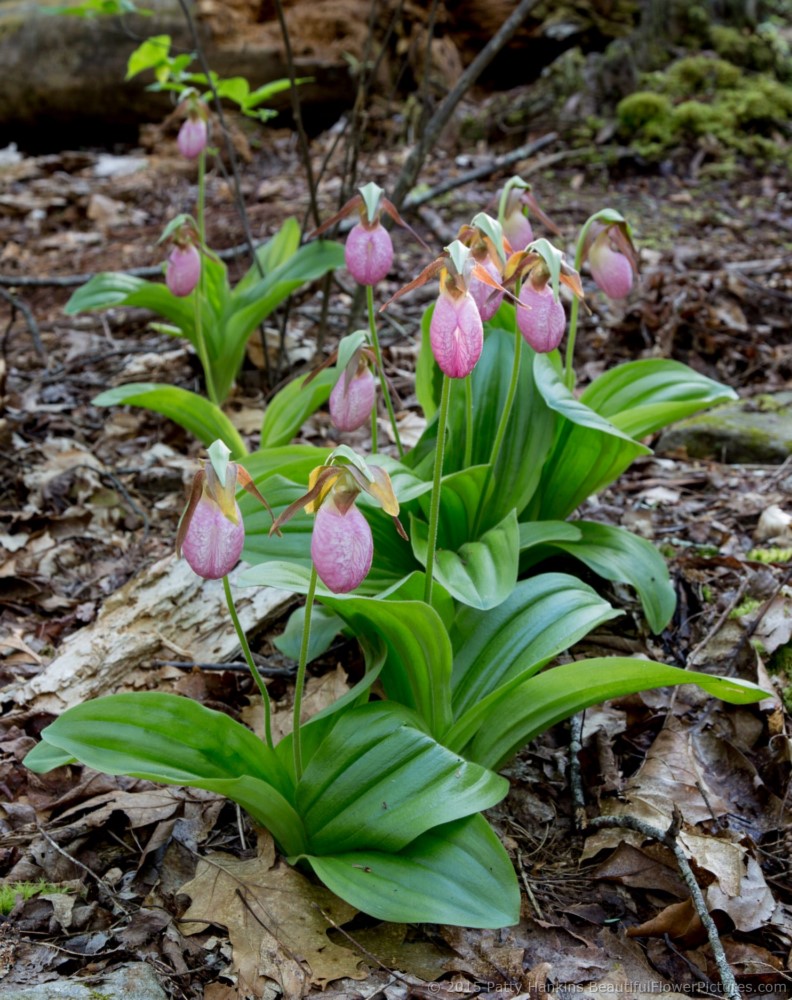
8,554,291,713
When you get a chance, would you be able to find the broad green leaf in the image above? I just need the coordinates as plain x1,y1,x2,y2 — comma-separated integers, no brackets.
126,34,170,79
260,368,335,448
580,359,738,439
223,241,345,390
519,520,676,633
449,573,621,719
235,218,302,297
215,76,249,103
317,596,453,737
23,742,75,770
274,603,344,663
24,693,305,851
447,329,556,527
527,354,649,519
242,444,332,488
303,814,519,928
245,78,300,109
65,273,193,331
467,658,769,769
92,383,247,458
297,704,507,854
411,508,519,610
518,520,582,553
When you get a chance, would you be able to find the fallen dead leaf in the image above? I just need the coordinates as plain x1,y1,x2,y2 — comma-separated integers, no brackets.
178,831,366,999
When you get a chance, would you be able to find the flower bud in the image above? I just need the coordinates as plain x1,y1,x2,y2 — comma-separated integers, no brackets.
181,494,245,580
430,290,483,379
166,244,201,297
311,501,373,593
517,282,566,353
329,367,376,432
589,234,633,299
345,222,393,286
502,210,533,252
468,257,504,322
178,116,208,160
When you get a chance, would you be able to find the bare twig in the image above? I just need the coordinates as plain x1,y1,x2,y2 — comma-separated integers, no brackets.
0,237,271,289
403,133,558,211
568,712,586,828
271,0,320,229
389,0,544,210
586,812,741,1000
0,285,46,359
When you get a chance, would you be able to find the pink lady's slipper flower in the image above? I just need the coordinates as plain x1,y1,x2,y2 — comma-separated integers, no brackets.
587,227,636,300
177,114,208,160
498,177,560,253
517,280,566,353
345,221,393,287
383,240,507,380
310,182,428,287
270,448,405,594
458,213,509,323
329,362,377,432
431,285,483,379
177,441,272,580
166,243,201,297
509,240,585,354
468,257,504,322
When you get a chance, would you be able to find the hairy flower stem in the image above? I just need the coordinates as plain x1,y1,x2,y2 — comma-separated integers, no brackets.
366,285,403,456
195,150,219,406
424,374,451,606
473,289,523,536
464,376,474,468
293,565,318,781
564,216,594,390
223,575,273,749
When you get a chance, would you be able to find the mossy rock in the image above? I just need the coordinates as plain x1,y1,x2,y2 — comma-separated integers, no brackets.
657,391,792,464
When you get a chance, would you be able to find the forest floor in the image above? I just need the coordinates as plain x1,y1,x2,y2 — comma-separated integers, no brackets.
1,110,791,1000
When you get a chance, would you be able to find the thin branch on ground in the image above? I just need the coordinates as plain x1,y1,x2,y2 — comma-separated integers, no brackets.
568,711,586,828
0,285,47,359
403,133,559,210
389,0,544,210
586,811,741,1000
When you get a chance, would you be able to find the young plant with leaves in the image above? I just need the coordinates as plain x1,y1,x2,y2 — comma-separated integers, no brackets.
27,185,759,932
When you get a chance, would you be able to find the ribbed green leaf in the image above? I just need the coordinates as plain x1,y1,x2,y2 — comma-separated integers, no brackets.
450,573,621,717
297,704,507,854
519,520,676,633
317,595,454,737
92,383,246,458
449,329,555,527
411,508,519,610
235,218,302,296
260,369,335,448
302,814,519,928
23,693,304,852
527,354,649,519
65,273,193,331
467,658,769,769
222,240,344,397
580,359,737,439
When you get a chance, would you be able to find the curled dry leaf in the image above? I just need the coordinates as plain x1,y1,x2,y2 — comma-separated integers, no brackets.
178,832,366,998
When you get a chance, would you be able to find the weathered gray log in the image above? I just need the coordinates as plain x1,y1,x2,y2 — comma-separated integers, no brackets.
0,0,354,139
8,555,291,713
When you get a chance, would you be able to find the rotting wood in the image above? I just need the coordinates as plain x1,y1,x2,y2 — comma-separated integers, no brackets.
8,555,291,714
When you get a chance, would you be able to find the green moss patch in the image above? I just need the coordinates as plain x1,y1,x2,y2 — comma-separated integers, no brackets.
616,52,792,166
